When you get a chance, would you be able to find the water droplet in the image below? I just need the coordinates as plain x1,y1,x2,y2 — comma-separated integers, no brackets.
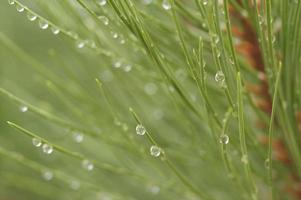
143,0,153,5
76,40,85,48
123,64,132,72
42,143,53,154
8,0,15,5
51,26,60,35
73,131,84,143
16,4,25,12
113,61,122,68
111,31,118,39
82,159,94,171
162,0,171,10
149,185,160,194
150,145,161,157
241,154,248,164
26,11,37,21
203,0,208,5
20,105,28,112
32,138,42,147
219,134,229,144
70,180,81,190
98,16,109,25
136,124,146,135
264,158,270,169
215,70,225,82
42,170,53,181
97,0,107,6
38,19,49,29
144,82,158,95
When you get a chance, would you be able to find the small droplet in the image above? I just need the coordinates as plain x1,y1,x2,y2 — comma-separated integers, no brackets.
143,0,153,5
123,64,132,72
42,143,53,154
149,185,160,194
76,40,85,48
20,105,28,112
162,0,171,10
82,159,94,171
97,0,107,6
98,16,109,26
150,145,161,157
219,134,229,144
111,31,118,39
203,0,208,5
113,61,122,68
241,154,248,164
264,158,270,169
51,26,60,35
16,4,25,12
38,19,49,29
215,70,226,88
42,170,53,181
144,83,158,95
26,12,37,21
70,180,81,190
8,0,15,5
136,124,146,136
32,138,42,147
73,131,84,143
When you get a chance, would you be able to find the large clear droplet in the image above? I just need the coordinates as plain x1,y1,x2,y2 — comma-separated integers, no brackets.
32,138,42,147
98,16,109,26
8,0,15,5
73,131,84,143
162,0,171,10
26,11,37,21
219,134,229,144
42,170,53,181
150,145,161,157
38,19,49,29
51,26,60,35
136,124,146,135
42,143,53,154
16,4,25,12
97,0,107,6
82,160,94,171
20,105,28,113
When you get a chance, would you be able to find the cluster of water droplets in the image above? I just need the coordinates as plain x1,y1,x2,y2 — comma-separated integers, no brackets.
32,137,54,154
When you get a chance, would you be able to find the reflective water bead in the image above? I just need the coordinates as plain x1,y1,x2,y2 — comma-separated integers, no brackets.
143,0,153,5
42,170,53,181
51,26,60,35
144,83,158,95
215,70,225,83
203,0,208,5
16,4,25,12
32,138,42,147
73,131,84,143
20,105,28,112
150,145,161,157
97,0,107,6
70,180,80,190
38,19,49,29
162,0,171,10
42,143,53,154
82,160,94,171
123,64,132,72
111,31,118,39
8,0,15,5
136,124,146,136
98,16,109,26
264,158,270,169
76,40,85,48
26,12,37,21
241,154,248,164
219,134,229,144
